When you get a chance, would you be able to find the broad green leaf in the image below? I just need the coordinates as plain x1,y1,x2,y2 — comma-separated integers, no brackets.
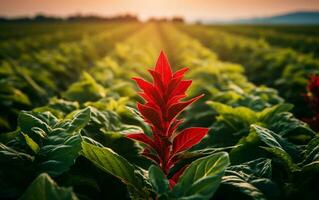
15,111,83,177
62,72,106,103
18,111,51,137
251,124,302,162
262,147,300,172
251,125,282,149
33,98,79,119
66,107,91,133
20,173,78,200
303,137,319,164
219,158,279,200
266,112,315,140
0,143,34,162
228,158,272,178
171,152,229,199
38,133,82,176
221,171,267,200
81,141,142,193
22,133,40,153
207,101,257,124
257,103,293,122
149,165,169,195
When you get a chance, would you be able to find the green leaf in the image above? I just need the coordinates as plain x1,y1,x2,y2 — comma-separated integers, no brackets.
149,165,169,195
62,72,106,103
266,112,315,140
171,152,230,199
207,101,257,125
222,171,267,200
80,141,143,193
251,124,302,162
262,147,300,172
220,158,279,200
251,125,282,149
257,103,293,122
66,107,91,133
22,133,40,153
38,133,82,177
228,158,272,178
20,173,78,200
18,111,51,137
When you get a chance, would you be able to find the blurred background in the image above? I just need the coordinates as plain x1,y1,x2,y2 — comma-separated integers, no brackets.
1,1,319,200
1,0,319,23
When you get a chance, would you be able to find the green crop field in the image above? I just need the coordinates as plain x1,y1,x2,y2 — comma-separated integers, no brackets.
0,22,319,200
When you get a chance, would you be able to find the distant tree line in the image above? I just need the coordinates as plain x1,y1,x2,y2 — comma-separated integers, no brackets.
0,14,139,23
148,16,185,23
0,14,185,23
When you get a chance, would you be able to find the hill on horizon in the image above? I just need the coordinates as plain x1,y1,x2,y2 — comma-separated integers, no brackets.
232,11,319,24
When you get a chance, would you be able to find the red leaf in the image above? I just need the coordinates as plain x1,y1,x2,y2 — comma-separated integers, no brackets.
148,69,165,92
167,76,183,96
170,80,192,98
167,94,186,106
155,51,172,85
169,179,176,189
173,67,189,78
137,103,162,129
172,127,209,154
167,119,183,136
133,77,163,105
142,148,161,164
167,94,204,121
170,165,188,184
126,133,157,150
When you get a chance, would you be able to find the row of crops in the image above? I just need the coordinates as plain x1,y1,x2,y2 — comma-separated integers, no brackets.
0,23,141,131
206,25,319,56
178,24,319,118
0,22,318,200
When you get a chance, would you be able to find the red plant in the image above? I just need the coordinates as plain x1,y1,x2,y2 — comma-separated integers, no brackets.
304,75,319,131
126,51,209,187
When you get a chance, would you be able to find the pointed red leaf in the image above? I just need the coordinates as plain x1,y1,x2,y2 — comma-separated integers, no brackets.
133,77,163,105
170,80,192,98
142,148,161,164
167,94,186,106
155,51,172,85
167,119,183,136
169,179,176,189
170,165,188,184
173,67,189,78
166,76,183,97
172,127,209,154
148,69,165,92
137,103,163,129
167,94,204,121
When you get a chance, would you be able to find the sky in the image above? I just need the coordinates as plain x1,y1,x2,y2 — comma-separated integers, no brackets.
1,0,319,21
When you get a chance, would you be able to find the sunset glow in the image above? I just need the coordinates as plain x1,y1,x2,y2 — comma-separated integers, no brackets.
1,0,319,21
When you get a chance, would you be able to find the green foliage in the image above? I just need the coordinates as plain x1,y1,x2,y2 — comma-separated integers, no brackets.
179,24,319,117
0,22,318,200
20,173,78,200
62,72,106,104
170,152,230,200
148,165,170,196
81,141,144,192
